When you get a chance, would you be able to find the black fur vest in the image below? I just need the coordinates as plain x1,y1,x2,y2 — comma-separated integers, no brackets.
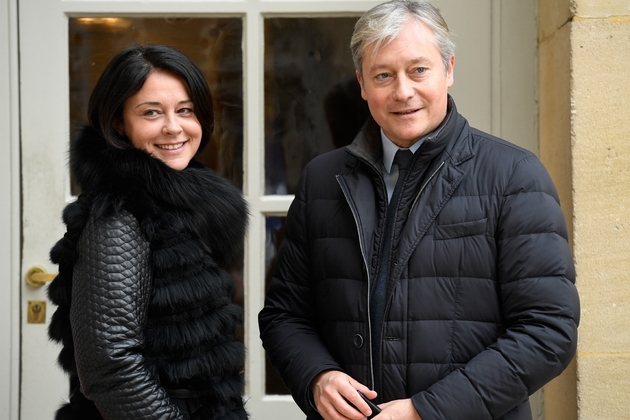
47,126,249,419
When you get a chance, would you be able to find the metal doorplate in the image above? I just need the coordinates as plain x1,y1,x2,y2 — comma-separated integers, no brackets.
27,300,46,324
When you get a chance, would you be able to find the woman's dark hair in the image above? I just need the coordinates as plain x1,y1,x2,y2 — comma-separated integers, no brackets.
88,44,214,151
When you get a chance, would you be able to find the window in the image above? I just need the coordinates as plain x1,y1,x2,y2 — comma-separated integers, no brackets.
68,13,363,402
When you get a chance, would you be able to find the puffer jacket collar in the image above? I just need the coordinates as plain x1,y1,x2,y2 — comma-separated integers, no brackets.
337,95,473,278
334,96,474,393
345,95,472,172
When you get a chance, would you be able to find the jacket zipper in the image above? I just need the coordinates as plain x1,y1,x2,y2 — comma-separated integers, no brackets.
409,161,445,214
338,154,442,390
382,162,445,327
336,175,376,390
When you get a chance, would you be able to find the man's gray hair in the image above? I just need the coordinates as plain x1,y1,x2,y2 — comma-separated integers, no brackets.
351,0,456,75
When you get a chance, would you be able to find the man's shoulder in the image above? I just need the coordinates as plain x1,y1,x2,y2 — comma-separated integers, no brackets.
305,147,353,173
462,126,543,174
468,126,534,158
461,126,555,193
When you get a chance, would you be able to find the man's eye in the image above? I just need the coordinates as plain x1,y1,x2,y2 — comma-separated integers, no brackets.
415,67,427,74
376,73,389,80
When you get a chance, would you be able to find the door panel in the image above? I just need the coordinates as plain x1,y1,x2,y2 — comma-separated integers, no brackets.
67,16,245,190
20,1,71,418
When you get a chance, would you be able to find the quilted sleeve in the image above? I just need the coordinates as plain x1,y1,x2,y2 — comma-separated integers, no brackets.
258,165,342,417
70,211,184,419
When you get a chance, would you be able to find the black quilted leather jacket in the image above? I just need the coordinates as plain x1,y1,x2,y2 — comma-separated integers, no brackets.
47,126,249,420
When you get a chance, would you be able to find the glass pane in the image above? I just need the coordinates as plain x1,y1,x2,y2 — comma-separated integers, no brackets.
68,17,245,336
264,216,290,395
69,17,244,193
264,17,369,195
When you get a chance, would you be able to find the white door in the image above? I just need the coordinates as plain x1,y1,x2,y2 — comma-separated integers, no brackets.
19,0,73,417
17,0,538,419
1,0,20,418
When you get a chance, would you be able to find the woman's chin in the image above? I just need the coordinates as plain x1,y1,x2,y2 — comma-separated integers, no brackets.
155,155,192,171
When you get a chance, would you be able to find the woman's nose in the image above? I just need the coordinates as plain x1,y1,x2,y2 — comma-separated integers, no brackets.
162,114,182,135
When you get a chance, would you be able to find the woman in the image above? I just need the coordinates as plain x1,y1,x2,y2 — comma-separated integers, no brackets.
47,44,249,420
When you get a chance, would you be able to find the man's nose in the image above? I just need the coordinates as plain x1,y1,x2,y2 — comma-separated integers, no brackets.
392,76,414,102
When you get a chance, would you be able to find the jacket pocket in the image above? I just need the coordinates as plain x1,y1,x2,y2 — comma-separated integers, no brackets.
434,218,488,240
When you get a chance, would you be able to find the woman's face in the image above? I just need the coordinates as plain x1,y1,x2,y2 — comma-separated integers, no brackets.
121,70,202,171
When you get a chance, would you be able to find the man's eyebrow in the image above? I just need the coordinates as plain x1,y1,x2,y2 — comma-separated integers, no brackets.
367,57,432,73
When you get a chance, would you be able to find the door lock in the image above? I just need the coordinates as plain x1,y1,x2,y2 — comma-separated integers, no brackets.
27,301,47,324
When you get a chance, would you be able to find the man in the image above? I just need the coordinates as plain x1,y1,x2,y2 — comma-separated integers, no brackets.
259,1,580,419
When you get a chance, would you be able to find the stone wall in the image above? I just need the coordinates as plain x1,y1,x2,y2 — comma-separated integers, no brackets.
539,1,630,419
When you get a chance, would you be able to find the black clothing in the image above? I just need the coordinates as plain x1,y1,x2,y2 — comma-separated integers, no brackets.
259,98,579,420
48,126,249,420
371,148,415,393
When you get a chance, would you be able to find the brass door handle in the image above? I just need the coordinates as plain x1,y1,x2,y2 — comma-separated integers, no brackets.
26,265,57,288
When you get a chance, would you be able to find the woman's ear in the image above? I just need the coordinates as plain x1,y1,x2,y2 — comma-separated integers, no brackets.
113,118,125,136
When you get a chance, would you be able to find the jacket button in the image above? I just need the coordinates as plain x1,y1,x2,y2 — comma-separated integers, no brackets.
353,334,364,349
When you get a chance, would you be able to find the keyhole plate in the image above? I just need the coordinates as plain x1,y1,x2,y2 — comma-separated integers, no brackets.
27,300,47,324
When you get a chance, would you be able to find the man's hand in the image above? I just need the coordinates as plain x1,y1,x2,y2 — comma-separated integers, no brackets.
311,370,378,420
373,398,421,420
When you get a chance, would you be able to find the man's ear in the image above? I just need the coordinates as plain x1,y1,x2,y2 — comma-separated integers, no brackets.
446,55,455,88
356,70,367,101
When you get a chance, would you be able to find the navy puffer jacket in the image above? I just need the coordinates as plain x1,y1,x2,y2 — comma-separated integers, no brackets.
259,98,579,420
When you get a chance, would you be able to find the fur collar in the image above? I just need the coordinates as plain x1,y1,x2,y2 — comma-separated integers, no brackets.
70,125,248,265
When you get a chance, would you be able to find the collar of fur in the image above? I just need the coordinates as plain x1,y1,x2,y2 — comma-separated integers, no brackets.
70,125,248,265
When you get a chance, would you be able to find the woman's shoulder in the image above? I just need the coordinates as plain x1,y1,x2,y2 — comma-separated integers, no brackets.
79,210,149,265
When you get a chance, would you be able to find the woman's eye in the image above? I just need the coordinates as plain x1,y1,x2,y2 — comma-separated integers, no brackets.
179,107,194,114
143,109,158,116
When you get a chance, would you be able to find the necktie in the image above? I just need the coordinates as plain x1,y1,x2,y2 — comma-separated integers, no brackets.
370,148,414,394
389,149,414,205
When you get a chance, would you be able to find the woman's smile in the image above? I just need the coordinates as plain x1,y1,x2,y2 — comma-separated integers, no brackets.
121,70,202,170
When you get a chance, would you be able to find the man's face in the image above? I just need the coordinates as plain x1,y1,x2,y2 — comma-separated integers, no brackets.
357,19,454,148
